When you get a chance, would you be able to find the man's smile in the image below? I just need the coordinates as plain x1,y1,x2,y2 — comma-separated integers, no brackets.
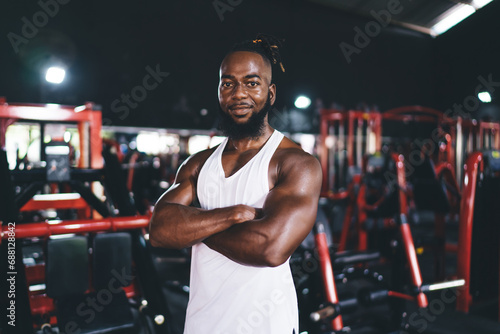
229,104,253,116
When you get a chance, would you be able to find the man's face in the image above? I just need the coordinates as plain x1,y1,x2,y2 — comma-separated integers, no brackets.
218,51,276,139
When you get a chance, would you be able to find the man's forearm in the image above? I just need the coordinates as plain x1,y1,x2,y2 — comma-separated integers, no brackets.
203,219,285,267
149,203,256,249
204,199,317,267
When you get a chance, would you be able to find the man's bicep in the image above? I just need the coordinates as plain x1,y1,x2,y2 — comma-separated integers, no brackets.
264,154,322,217
155,158,198,207
261,156,323,249
262,187,319,242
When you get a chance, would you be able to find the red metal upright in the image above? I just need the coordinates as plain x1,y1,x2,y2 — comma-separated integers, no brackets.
456,152,483,313
393,153,428,308
315,223,344,331
319,108,381,196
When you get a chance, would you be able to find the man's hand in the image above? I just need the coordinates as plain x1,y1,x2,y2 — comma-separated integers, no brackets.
233,205,262,224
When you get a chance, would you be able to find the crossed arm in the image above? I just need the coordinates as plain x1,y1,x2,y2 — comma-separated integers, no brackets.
149,149,322,267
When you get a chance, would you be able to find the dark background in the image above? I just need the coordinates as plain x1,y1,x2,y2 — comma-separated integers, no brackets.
1,0,499,130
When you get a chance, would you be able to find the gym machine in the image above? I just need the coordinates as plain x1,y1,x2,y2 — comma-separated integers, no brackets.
0,100,176,334
456,150,500,319
303,105,500,333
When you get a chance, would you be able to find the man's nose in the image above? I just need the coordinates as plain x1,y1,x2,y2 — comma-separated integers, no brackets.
232,83,248,99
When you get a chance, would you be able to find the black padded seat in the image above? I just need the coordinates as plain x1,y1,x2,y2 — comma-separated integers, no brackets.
93,233,133,290
46,236,89,299
364,154,400,219
46,234,138,334
411,157,450,214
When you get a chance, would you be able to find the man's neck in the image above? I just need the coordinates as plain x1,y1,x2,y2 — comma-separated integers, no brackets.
227,125,274,152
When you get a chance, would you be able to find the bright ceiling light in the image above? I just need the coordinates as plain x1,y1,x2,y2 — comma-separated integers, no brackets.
45,66,66,84
430,4,475,36
64,131,71,143
294,96,311,109
478,91,492,103
471,0,494,9
74,105,86,112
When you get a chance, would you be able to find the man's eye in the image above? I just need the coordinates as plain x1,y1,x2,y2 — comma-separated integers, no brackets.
248,82,259,87
221,82,232,87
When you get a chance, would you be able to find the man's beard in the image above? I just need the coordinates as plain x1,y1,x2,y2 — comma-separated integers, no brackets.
218,95,272,140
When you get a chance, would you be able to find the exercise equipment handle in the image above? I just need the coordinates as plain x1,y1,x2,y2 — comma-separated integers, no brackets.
310,303,337,322
420,279,465,292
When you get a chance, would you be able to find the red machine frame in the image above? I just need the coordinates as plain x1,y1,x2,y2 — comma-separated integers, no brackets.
313,105,479,331
0,99,147,330
319,108,382,199
455,151,500,319
456,152,482,314
0,98,103,169
0,99,103,217
1,217,150,327
453,118,500,186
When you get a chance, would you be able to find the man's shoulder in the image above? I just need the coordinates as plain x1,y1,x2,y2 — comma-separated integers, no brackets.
276,135,313,159
178,146,218,176
275,136,321,172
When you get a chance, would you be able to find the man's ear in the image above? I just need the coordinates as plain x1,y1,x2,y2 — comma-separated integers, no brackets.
269,83,276,105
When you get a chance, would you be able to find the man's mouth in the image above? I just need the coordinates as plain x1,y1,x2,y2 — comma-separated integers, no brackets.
229,104,252,116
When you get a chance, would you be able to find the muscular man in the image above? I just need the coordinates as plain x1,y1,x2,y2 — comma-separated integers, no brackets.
150,35,322,334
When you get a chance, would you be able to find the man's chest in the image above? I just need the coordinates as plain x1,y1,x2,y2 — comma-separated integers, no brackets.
220,150,279,189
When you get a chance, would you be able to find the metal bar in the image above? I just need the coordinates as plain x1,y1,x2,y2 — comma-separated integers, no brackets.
9,168,103,183
383,106,444,118
382,114,439,123
347,111,354,167
21,195,89,212
0,216,150,240
456,152,483,313
14,182,45,211
78,121,87,168
374,114,382,152
320,190,349,200
314,223,343,331
320,110,329,193
89,110,102,169
0,119,16,149
479,124,485,150
356,184,368,251
456,118,463,187
387,290,415,302
338,183,355,252
393,153,428,308
68,180,110,218
310,303,337,322
328,124,335,191
338,119,345,189
356,117,363,168
422,279,465,292
0,104,97,122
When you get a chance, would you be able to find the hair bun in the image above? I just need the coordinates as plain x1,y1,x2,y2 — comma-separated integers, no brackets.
230,34,286,74
254,34,285,73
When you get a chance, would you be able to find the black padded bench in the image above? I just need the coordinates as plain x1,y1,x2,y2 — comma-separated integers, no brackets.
46,233,138,334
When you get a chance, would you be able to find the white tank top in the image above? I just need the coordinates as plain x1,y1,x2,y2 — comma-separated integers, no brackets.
184,130,298,334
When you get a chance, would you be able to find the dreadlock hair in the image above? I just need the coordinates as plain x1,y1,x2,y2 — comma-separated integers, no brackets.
227,33,285,77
